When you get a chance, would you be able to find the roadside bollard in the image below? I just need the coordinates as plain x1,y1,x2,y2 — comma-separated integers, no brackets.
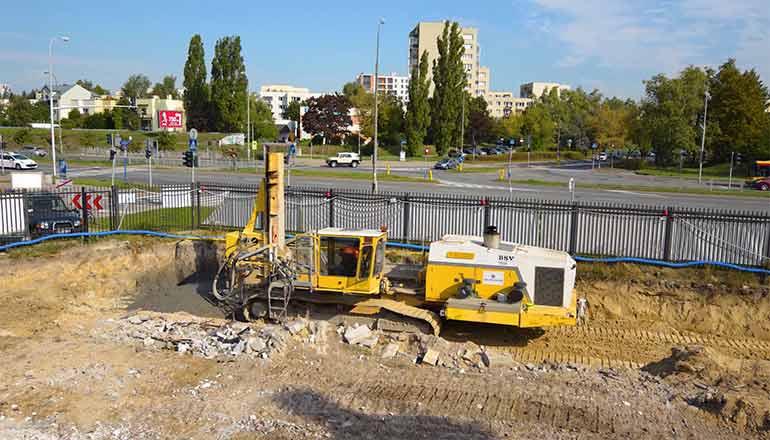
427,170,433,181
458,163,463,172
498,169,505,181
387,164,391,175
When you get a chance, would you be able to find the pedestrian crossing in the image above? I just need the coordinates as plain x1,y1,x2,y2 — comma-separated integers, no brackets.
439,180,537,192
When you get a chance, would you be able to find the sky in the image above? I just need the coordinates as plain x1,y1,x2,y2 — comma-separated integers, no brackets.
1,0,768,99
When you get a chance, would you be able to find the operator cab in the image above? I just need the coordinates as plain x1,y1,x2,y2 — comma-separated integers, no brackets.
315,228,387,294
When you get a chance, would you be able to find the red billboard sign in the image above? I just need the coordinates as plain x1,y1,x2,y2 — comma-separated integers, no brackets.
158,110,183,128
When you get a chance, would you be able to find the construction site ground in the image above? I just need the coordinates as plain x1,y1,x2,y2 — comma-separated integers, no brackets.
1,239,770,439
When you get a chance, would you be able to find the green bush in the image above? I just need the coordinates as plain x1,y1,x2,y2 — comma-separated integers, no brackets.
621,159,646,170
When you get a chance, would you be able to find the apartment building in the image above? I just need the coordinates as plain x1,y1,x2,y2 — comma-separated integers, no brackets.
408,21,489,97
520,82,571,99
484,91,533,118
258,84,323,123
356,72,409,103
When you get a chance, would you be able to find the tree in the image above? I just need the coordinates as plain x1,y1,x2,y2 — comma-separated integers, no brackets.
3,96,48,126
151,75,179,99
521,104,556,150
183,34,210,131
405,51,431,156
249,95,278,141
430,21,466,155
76,79,108,95
638,66,710,165
465,95,493,147
210,36,248,133
342,82,365,100
282,100,301,139
113,96,140,130
709,59,769,163
121,74,151,99
302,94,352,142
589,98,635,150
494,114,523,141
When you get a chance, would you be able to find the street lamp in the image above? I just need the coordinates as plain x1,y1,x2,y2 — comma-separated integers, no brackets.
698,90,711,184
372,17,385,193
49,35,70,180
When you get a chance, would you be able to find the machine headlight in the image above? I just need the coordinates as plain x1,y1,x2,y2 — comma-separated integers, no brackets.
73,220,81,227
37,222,49,229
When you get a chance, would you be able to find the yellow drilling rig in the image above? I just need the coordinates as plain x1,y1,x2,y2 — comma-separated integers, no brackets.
211,151,578,335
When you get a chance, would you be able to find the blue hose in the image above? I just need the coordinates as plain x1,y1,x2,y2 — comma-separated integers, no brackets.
0,230,223,252
3,231,768,275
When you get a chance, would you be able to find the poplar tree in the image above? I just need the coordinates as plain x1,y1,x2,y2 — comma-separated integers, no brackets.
405,51,431,156
210,36,248,133
430,21,466,155
183,35,210,131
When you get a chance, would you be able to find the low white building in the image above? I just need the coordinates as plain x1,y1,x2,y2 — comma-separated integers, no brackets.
40,83,94,121
356,72,410,104
136,95,186,132
520,82,571,99
258,85,323,123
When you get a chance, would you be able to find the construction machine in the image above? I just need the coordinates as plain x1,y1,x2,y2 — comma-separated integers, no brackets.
211,151,578,335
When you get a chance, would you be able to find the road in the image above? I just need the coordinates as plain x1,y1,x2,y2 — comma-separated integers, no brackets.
33,161,770,211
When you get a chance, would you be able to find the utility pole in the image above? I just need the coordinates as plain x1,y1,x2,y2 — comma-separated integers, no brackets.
48,35,70,180
728,151,734,191
698,90,710,184
247,91,251,161
460,94,465,154
372,17,385,193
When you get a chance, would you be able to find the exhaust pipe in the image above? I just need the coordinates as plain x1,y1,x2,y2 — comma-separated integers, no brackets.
483,225,500,249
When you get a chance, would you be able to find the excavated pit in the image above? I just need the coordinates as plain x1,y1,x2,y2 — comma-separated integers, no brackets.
1,239,769,438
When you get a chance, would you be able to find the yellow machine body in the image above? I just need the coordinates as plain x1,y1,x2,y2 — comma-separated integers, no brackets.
426,235,577,328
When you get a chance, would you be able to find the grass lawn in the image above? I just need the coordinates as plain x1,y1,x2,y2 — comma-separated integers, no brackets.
635,163,750,180
92,206,215,231
494,177,770,198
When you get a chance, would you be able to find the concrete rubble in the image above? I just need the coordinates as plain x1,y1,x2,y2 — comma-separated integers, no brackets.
117,314,292,360
343,324,373,345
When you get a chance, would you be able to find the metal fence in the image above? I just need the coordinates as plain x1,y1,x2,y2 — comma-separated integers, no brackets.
1,183,769,267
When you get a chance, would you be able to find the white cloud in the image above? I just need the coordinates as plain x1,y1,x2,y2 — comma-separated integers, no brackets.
531,0,770,78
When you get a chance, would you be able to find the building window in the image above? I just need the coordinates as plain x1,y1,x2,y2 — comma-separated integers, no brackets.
463,44,473,51
463,34,473,40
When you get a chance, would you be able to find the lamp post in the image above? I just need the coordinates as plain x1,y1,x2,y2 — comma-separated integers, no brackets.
372,17,385,193
48,35,69,180
698,90,710,184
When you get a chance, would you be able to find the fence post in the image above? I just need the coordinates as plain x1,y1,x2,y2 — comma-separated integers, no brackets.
190,182,195,230
763,221,770,283
568,202,579,255
110,185,119,230
663,207,674,261
483,198,492,229
196,182,202,228
402,194,411,242
328,189,335,228
80,186,89,242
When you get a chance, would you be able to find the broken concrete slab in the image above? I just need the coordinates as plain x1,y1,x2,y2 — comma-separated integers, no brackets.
286,320,307,335
422,348,440,366
482,351,517,369
381,343,399,359
344,325,372,345
359,335,379,348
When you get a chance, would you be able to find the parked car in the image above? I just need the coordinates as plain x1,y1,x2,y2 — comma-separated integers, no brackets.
26,192,83,237
0,152,39,170
753,177,770,191
22,145,47,157
482,147,501,155
326,152,361,168
434,158,459,170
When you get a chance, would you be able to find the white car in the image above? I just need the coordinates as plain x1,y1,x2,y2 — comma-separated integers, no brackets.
1,152,39,170
597,152,608,161
326,152,361,168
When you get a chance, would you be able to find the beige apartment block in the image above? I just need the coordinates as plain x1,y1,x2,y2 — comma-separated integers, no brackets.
520,82,571,99
408,21,489,97
484,91,533,118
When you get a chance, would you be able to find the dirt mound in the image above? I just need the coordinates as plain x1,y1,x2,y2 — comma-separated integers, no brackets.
579,263,770,339
645,346,770,433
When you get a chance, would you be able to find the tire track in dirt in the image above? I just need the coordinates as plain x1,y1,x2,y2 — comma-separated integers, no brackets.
492,325,770,370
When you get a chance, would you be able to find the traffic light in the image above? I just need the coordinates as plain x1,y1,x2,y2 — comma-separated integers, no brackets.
109,148,116,161
106,133,113,147
145,148,152,160
183,151,193,168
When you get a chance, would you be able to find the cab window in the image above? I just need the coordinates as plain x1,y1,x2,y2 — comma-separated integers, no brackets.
373,240,385,276
358,245,373,278
319,237,360,277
